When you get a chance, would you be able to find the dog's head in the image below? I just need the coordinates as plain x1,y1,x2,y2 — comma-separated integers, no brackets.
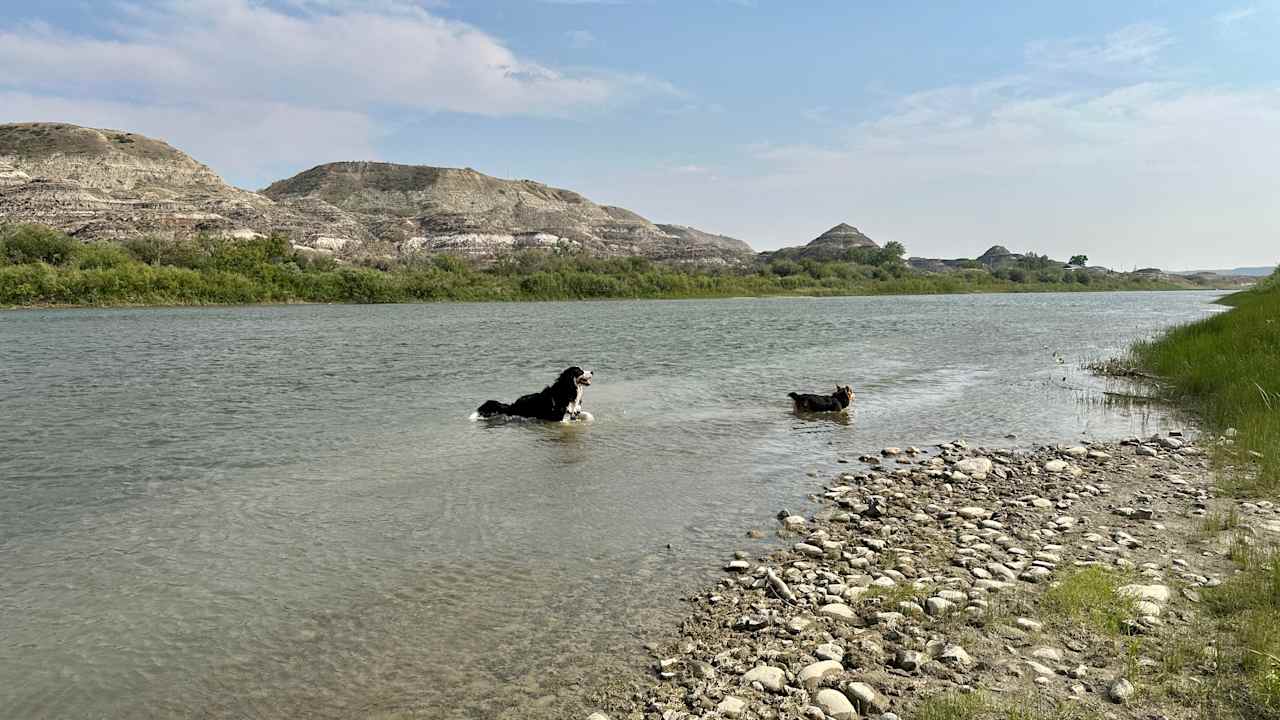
558,366,593,387
835,385,855,405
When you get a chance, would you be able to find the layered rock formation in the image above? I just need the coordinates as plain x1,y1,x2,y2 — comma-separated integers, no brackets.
0,122,294,241
806,223,879,253
0,123,754,264
762,223,882,261
261,161,754,264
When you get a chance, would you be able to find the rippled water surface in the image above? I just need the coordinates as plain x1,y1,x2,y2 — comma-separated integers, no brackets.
0,292,1220,718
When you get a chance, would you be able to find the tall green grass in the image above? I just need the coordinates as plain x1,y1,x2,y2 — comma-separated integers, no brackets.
1132,268,1280,495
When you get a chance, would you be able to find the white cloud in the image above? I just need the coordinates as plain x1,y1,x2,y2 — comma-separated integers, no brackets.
1214,6,1259,26
0,0,662,117
0,0,675,186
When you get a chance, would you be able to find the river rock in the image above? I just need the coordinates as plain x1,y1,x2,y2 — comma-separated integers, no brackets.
957,506,991,519
798,659,843,690
742,665,786,693
1044,459,1069,473
955,457,993,476
894,648,926,672
846,681,890,714
1031,647,1063,662
815,643,844,662
717,695,746,717
819,603,856,623
1118,584,1171,605
939,644,973,668
815,688,856,720
782,515,807,530
925,596,954,616
1108,678,1136,704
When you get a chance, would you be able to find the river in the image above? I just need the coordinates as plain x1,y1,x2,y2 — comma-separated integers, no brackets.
0,291,1220,718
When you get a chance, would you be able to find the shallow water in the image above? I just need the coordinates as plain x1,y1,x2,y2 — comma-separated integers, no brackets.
0,292,1220,718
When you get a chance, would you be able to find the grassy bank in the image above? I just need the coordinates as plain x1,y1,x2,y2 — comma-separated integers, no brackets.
1,224,1197,308
1132,269,1280,495
1127,267,1280,717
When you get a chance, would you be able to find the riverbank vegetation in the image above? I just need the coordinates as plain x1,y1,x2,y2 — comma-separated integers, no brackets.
1125,269,1280,717
0,223,1226,307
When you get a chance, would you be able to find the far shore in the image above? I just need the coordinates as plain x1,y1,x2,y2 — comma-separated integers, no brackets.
0,284,1230,313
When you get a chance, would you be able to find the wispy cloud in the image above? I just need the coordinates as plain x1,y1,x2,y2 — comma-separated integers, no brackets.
1026,23,1174,73
1214,6,1259,26
566,29,598,48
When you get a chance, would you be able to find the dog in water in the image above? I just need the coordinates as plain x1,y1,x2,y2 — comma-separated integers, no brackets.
788,385,855,413
475,366,594,422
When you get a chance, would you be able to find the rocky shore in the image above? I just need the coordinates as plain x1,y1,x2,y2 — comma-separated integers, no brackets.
586,432,1264,719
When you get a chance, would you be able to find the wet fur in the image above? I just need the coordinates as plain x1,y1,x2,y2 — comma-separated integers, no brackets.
477,367,593,421
788,385,855,413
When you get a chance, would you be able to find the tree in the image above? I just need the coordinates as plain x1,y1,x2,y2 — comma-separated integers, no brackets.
1069,254,1089,266
880,240,907,265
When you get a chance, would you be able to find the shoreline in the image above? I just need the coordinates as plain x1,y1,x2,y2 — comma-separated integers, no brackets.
0,286,1227,313
585,432,1255,719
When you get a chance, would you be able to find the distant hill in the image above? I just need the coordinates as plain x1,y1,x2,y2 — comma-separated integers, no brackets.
0,123,754,264
763,223,882,261
1174,266,1276,278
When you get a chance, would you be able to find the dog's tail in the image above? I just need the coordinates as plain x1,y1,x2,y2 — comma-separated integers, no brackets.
476,400,510,417
787,392,800,400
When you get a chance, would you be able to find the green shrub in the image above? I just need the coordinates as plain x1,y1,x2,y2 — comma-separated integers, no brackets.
1,224,77,265
123,236,208,268
71,242,133,270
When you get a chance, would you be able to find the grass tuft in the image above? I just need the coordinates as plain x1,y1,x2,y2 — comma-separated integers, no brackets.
1040,566,1135,636
914,692,988,720
1203,506,1243,534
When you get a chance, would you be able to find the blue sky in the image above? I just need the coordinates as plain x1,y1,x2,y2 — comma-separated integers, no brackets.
1,0,1277,268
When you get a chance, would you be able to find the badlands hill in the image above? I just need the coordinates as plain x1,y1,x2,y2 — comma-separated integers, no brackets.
0,123,754,264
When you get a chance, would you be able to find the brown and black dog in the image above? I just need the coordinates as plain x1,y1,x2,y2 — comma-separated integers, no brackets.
788,385,854,413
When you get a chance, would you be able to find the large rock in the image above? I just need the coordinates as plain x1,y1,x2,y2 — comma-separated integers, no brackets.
797,660,843,690
955,457,993,476
814,689,857,720
742,665,786,693
1118,584,1171,605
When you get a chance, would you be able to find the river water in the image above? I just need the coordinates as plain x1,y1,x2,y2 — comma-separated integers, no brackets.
0,292,1220,718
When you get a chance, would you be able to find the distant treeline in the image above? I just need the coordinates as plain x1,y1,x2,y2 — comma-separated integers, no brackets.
0,224,1201,307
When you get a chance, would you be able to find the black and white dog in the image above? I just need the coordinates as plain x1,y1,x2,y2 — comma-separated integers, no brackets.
475,366,594,422
788,385,855,413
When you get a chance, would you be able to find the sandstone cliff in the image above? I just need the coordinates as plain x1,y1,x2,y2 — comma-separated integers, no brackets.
0,123,754,264
262,161,755,263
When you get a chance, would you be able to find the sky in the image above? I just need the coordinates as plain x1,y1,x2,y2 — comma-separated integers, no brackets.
0,0,1277,269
